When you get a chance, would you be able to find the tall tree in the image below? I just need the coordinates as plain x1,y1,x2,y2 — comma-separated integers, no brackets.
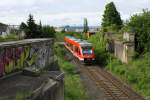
20,22,27,30
42,26,56,38
36,20,43,37
102,2,122,31
83,18,89,33
39,20,42,29
0,22,6,26
22,14,56,38
26,14,37,38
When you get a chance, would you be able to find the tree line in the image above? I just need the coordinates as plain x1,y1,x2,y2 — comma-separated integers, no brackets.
101,2,150,55
20,14,55,39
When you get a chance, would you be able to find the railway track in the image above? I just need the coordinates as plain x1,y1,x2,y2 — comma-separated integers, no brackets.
72,58,144,100
62,45,144,100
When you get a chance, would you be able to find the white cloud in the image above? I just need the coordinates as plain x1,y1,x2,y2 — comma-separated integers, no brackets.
0,0,103,26
0,0,35,7
34,12,101,26
0,0,150,26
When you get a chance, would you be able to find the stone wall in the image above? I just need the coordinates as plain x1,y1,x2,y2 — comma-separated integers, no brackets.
0,39,54,77
106,32,135,63
114,41,134,63
0,71,64,100
31,72,64,100
123,32,135,42
114,41,124,62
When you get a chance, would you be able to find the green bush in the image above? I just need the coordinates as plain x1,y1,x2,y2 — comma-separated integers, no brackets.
88,32,108,65
55,43,88,100
64,75,88,100
42,26,56,38
106,53,150,98
126,10,150,53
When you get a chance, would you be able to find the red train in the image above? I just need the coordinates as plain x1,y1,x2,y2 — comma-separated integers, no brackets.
64,36,95,64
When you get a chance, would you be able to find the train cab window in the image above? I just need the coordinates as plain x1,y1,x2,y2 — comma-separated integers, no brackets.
82,46,92,56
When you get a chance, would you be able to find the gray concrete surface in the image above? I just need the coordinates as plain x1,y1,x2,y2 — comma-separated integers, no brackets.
0,71,64,100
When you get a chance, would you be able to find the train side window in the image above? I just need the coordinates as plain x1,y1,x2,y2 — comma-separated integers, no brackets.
71,45,73,50
78,49,81,55
75,47,78,53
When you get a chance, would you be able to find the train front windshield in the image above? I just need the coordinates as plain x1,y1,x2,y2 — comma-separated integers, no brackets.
82,46,92,56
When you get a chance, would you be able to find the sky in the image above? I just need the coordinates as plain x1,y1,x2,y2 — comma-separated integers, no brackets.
0,0,150,26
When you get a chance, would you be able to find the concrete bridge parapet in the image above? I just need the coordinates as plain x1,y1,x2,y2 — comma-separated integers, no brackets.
0,39,65,100
0,38,54,77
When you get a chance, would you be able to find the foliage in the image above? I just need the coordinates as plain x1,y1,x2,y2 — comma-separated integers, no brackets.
20,14,56,39
106,53,150,98
42,26,56,38
92,2,150,99
83,18,89,33
61,28,66,33
14,93,27,100
20,22,27,31
88,31,108,65
102,2,122,32
55,32,66,42
126,10,150,53
0,34,19,42
25,14,39,38
0,22,7,26
55,43,88,100
3,92,31,100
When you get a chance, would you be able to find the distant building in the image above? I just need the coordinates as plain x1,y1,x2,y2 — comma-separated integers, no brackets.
89,26,99,33
0,25,20,38
55,26,99,33
55,27,64,32
65,26,100,33
84,26,99,38
65,26,83,32
0,25,11,38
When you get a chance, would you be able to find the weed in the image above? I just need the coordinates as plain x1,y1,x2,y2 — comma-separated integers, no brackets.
55,43,88,100
106,54,150,98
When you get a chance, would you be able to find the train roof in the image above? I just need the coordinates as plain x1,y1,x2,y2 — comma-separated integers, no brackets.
65,36,92,47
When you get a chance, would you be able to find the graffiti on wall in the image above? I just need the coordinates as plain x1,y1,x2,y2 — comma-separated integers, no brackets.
0,41,53,77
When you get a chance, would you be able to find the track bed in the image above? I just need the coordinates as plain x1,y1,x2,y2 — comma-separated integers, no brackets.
63,44,144,100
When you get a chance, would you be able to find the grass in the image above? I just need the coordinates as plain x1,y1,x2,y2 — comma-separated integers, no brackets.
106,53,150,99
87,31,150,98
3,92,31,100
55,31,150,99
0,34,19,42
55,43,88,100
